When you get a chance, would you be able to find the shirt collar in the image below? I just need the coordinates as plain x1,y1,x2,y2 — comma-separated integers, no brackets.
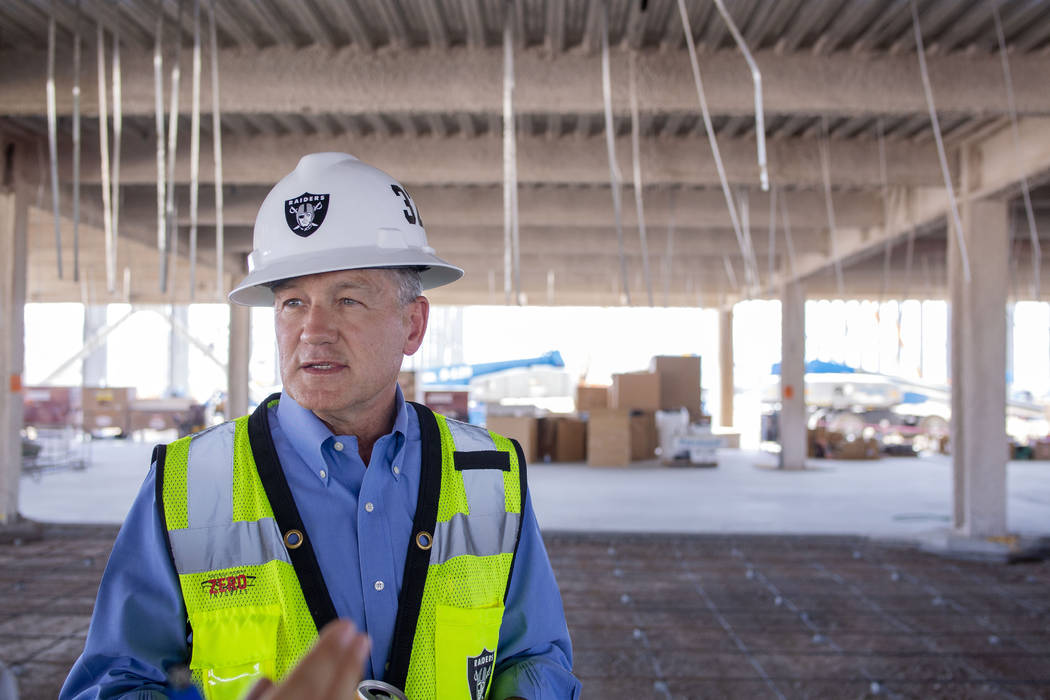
276,386,409,478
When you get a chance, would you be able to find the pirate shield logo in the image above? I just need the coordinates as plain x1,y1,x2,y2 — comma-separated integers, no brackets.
466,648,495,700
284,192,330,237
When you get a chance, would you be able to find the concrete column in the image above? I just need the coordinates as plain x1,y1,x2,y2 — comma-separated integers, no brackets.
949,194,1009,537
227,303,250,418
780,282,807,469
0,186,28,524
718,307,734,428
167,305,190,397
82,305,108,387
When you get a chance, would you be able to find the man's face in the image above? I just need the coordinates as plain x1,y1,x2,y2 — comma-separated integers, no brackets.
273,268,428,427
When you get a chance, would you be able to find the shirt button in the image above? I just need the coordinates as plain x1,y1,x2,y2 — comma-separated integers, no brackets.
365,502,374,513
319,470,327,479
374,580,385,592
333,442,344,451
392,465,400,476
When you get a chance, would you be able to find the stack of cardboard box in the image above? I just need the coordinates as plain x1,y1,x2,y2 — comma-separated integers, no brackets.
82,387,135,436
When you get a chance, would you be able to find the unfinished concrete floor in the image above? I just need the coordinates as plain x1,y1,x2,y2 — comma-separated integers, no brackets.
2,525,1048,699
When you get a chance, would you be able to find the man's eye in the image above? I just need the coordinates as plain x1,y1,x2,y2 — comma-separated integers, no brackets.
281,298,302,308
340,298,360,306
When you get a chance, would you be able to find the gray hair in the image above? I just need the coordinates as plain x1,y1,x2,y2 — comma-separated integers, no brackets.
266,267,424,306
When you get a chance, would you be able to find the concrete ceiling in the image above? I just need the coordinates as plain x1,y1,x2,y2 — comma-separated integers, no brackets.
2,0,1050,307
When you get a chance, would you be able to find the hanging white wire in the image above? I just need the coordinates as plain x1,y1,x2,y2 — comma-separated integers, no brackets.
154,3,167,292
722,254,739,291
767,182,777,291
711,0,768,191
876,118,893,303
676,0,753,293
502,3,521,305
737,187,758,294
189,0,202,301
46,6,62,279
664,189,676,306
628,50,653,306
208,0,224,296
111,27,122,288
779,188,798,281
96,20,115,293
72,0,82,282
165,0,184,291
817,118,845,297
992,2,1040,298
600,3,630,304
910,0,971,283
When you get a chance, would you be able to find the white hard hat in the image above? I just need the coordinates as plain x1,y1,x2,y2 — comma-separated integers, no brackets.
229,152,463,306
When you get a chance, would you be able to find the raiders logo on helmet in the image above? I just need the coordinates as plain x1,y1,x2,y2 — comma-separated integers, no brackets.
285,193,330,237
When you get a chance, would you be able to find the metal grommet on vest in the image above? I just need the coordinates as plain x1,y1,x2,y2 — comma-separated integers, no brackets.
415,531,433,551
283,529,304,549
357,679,408,700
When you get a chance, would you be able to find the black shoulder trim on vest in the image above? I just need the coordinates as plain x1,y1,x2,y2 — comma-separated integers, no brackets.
387,401,442,690
247,392,338,633
153,443,175,571
503,438,529,605
453,450,511,471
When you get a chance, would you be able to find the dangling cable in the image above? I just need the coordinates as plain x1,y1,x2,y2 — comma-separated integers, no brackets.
722,254,738,291
208,0,224,296
72,0,82,282
189,0,202,301
165,0,184,290
46,4,63,279
629,50,653,306
711,0,767,191
601,2,630,304
111,26,122,289
992,2,1040,298
97,19,115,292
154,1,167,292
818,118,845,297
664,189,676,306
877,118,893,304
911,0,971,283
502,2,518,305
738,186,759,292
677,0,751,294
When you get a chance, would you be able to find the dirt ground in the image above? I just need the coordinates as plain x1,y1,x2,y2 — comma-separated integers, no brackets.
1,525,1048,699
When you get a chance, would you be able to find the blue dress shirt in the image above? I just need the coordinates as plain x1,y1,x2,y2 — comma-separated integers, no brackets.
61,388,581,699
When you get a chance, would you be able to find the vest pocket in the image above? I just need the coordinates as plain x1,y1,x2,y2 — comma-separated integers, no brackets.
435,603,504,700
189,604,281,700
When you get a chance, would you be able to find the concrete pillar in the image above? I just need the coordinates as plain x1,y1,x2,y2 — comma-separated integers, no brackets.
167,305,190,397
949,195,1009,537
227,303,250,418
780,282,807,469
0,185,28,524
718,307,734,428
82,305,108,387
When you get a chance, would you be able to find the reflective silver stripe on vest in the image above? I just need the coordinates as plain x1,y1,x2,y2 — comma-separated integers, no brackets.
445,418,505,515
187,422,236,528
169,517,291,575
430,511,520,566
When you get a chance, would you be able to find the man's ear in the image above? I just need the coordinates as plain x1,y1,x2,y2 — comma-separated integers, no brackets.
402,295,430,356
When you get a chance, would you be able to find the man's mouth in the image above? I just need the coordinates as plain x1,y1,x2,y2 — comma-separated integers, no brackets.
301,361,344,372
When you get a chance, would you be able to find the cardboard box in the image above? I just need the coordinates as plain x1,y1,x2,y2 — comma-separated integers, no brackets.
650,355,702,421
630,411,657,461
424,390,469,422
537,416,559,462
587,409,631,467
831,437,880,460
576,385,610,412
554,417,587,463
1033,439,1050,460
23,386,82,427
82,386,134,435
486,415,539,463
398,370,418,403
611,372,661,411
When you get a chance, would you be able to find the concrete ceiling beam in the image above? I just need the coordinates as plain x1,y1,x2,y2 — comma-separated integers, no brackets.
4,47,1050,118
64,131,948,188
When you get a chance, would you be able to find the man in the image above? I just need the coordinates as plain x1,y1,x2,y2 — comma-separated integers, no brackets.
62,153,581,699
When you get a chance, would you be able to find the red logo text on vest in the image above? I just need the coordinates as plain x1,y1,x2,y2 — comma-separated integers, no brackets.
202,573,256,596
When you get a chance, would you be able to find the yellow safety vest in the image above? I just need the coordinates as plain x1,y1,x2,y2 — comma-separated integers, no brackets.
157,395,525,700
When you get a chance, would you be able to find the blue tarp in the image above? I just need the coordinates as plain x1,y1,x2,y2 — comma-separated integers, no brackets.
770,359,858,376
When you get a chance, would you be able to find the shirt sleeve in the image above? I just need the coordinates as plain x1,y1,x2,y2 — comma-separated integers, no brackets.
60,463,190,699
489,489,582,700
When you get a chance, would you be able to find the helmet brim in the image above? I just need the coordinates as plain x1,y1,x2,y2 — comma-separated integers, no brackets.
228,248,464,306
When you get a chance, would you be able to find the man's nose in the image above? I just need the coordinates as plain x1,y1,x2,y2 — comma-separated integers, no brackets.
300,304,338,344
